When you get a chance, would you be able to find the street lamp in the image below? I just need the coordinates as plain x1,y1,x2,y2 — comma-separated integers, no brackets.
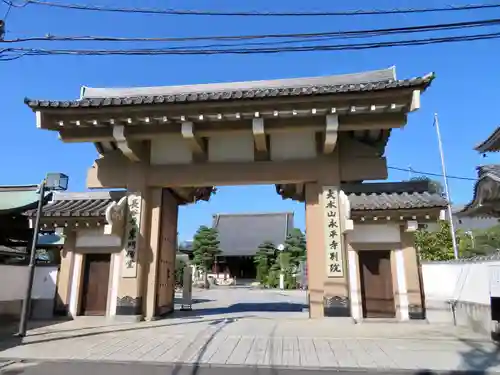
17,173,68,337
277,244,285,290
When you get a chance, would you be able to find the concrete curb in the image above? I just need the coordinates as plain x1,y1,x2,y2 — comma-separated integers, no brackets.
0,360,16,369
0,358,497,374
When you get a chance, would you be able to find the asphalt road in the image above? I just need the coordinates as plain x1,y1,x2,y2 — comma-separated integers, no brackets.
0,360,487,375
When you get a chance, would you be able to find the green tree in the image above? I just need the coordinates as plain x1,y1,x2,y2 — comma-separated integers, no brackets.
174,257,186,288
191,225,221,287
415,220,456,261
284,228,307,265
409,176,445,196
254,241,277,284
459,224,500,257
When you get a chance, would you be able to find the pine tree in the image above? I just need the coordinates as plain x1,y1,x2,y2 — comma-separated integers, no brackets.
191,225,221,287
284,228,307,265
254,241,277,284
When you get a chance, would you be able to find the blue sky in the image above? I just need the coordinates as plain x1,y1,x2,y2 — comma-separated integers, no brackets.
1,0,499,240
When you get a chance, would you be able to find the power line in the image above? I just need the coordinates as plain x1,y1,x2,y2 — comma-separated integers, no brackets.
3,17,500,44
6,0,500,17
388,166,476,181
1,30,499,60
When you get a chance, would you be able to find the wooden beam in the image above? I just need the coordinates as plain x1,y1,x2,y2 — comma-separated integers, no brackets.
409,90,421,112
324,114,339,154
55,112,406,143
181,121,205,155
112,125,142,162
59,127,114,143
86,151,129,189
252,116,267,152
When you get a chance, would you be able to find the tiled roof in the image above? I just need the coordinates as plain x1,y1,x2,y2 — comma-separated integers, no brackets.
344,181,448,211
26,188,215,218
212,212,294,257
24,69,435,109
458,165,500,217
475,127,500,153
25,191,125,218
0,185,52,214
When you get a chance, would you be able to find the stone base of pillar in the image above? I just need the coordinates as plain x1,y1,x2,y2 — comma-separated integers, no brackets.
116,296,143,317
323,295,351,317
111,315,143,323
409,304,426,320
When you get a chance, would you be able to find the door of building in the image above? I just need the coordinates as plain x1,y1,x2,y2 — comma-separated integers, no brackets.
359,250,395,318
80,253,111,316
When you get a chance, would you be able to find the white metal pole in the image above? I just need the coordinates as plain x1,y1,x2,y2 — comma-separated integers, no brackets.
434,113,459,259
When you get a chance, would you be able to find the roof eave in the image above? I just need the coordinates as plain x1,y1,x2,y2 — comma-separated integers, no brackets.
474,127,500,154
24,72,435,111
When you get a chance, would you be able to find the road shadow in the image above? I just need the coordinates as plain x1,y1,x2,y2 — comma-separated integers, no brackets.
173,298,212,305
454,337,500,374
411,337,500,374
0,317,71,337
173,302,307,318
0,315,253,356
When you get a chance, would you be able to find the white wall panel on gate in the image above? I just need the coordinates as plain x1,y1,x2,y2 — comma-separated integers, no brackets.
347,224,401,243
208,133,254,162
76,228,122,248
270,130,316,161
151,134,193,165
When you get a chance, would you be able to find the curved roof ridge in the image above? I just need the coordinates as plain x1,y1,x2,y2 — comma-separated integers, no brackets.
80,67,397,99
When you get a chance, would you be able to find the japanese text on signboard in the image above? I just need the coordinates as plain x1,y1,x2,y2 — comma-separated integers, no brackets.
123,194,142,278
323,187,344,277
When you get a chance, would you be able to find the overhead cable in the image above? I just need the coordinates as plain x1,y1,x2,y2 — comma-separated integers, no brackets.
1,30,499,60
388,167,476,181
5,0,500,17
3,17,500,44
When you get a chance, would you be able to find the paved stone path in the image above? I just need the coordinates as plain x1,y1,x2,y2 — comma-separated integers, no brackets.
0,316,499,373
1,288,499,373
0,359,489,375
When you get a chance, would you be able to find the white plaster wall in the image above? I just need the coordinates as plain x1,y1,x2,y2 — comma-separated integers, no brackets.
422,261,497,305
150,134,193,165
270,130,316,161
347,224,401,243
0,265,58,301
76,228,122,248
208,133,254,162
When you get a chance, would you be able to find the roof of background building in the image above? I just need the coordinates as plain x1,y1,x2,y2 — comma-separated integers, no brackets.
459,164,500,218
212,212,294,257
0,185,52,215
475,127,500,153
24,68,434,109
343,181,448,211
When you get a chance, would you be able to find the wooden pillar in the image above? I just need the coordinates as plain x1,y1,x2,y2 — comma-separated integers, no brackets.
54,230,76,316
320,185,350,317
401,229,425,319
155,189,178,316
116,163,148,319
143,188,163,320
305,182,324,318
318,147,350,318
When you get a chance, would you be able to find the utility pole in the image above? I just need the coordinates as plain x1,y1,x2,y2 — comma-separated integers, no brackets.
17,179,46,337
434,113,459,259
